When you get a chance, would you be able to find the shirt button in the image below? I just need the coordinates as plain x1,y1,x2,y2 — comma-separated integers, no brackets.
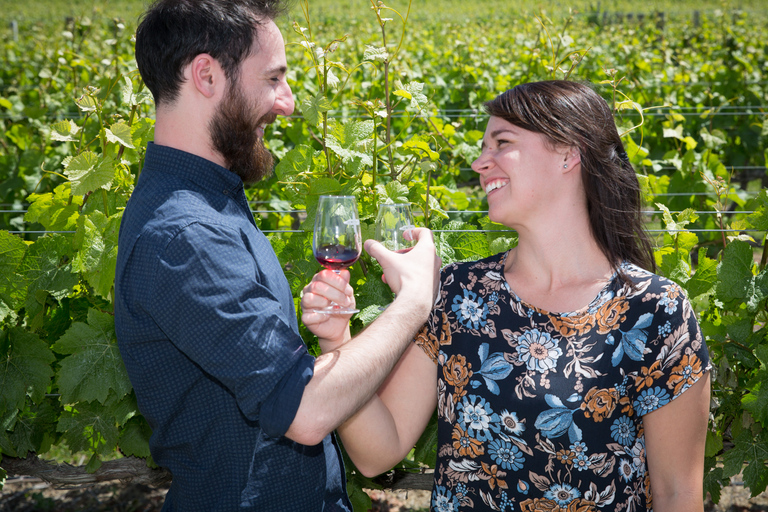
223,189,229,195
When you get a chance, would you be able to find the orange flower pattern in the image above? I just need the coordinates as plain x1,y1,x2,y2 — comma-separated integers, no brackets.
415,252,710,512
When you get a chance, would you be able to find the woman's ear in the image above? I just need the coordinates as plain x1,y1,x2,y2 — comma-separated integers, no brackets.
562,146,581,172
188,53,224,99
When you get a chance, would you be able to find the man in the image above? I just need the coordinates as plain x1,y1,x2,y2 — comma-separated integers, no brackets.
114,1,440,510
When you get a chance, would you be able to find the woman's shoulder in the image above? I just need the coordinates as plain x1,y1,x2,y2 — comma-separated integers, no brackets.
441,251,507,277
619,262,687,296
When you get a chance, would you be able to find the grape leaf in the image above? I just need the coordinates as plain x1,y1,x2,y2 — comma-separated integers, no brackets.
686,248,718,299
57,400,120,456
0,231,28,316
325,120,374,165
442,221,490,262
64,151,115,195
25,183,82,232
72,211,121,299
19,234,79,322
130,117,155,149
6,401,58,456
50,119,81,142
722,430,768,496
0,328,55,414
118,415,153,458
105,121,134,148
717,240,767,313
300,92,332,127
52,308,132,405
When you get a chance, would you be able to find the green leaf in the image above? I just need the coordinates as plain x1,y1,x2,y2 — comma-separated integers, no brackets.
412,411,438,467
659,251,690,286
52,308,132,405
105,121,134,149
75,93,98,113
118,415,152,458
0,328,55,412
50,119,81,142
19,234,79,323
25,182,82,232
400,139,439,161
300,92,332,127
0,231,29,316
717,240,766,313
376,181,409,205
700,128,727,150
72,211,121,299
395,80,428,110
326,120,374,165
8,401,58,457
275,145,320,202
703,457,724,504
442,222,490,262
64,151,115,195
746,190,768,231
686,248,718,299
308,177,341,197
131,117,155,149
363,45,388,62
57,400,119,456
356,304,383,327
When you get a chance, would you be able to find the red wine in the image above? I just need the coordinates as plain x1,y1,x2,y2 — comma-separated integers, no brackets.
314,244,360,270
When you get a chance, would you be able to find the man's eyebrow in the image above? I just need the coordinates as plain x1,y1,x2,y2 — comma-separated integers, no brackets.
265,65,287,75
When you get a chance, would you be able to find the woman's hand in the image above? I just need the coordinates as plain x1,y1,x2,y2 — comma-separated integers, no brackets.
300,269,354,351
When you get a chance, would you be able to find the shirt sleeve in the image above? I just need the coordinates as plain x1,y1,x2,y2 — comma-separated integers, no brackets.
624,279,711,417
147,221,314,437
415,265,454,365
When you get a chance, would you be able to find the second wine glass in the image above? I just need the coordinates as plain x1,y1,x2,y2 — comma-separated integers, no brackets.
374,203,416,253
374,203,416,309
311,195,362,314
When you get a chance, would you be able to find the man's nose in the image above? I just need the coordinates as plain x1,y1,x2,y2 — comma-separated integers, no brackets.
274,82,295,117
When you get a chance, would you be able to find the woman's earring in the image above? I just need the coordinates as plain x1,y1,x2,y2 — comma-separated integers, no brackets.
563,164,568,168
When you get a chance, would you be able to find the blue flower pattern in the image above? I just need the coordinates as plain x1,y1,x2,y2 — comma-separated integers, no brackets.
415,253,711,511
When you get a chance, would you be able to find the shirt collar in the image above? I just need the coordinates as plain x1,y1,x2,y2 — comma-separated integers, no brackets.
143,142,244,196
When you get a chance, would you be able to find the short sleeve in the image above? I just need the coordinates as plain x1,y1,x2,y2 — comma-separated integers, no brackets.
415,265,455,365
624,280,711,417
148,221,313,436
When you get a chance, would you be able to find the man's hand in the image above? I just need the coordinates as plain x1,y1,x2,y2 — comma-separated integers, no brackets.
364,227,441,312
300,269,354,350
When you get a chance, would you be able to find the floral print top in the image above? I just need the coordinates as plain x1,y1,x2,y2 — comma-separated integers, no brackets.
415,252,710,512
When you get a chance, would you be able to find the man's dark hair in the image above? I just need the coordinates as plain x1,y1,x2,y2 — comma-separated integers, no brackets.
135,0,288,106
484,80,655,273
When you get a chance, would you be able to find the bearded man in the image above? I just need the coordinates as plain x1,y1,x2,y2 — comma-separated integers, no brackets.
114,1,441,510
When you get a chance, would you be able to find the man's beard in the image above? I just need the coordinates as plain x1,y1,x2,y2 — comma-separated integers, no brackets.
209,82,276,184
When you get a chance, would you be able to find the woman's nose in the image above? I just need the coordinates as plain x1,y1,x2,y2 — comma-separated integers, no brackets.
471,151,491,174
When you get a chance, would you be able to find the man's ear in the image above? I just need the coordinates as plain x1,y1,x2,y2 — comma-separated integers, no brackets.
189,54,224,99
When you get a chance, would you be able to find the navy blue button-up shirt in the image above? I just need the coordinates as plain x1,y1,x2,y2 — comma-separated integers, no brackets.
114,143,350,511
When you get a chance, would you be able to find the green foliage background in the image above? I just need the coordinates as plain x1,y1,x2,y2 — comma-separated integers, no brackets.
0,1,767,510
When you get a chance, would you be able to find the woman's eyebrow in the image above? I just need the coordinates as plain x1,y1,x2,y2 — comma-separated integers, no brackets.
481,128,518,149
489,128,518,138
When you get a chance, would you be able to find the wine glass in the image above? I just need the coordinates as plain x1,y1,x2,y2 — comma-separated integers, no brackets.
374,203,416,308
311,195,362,314
375,203,416,253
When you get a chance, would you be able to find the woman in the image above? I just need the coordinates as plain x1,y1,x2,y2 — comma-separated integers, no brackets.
301,80,711,512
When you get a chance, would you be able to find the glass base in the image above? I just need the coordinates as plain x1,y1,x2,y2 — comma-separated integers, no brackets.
313,304,359,315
